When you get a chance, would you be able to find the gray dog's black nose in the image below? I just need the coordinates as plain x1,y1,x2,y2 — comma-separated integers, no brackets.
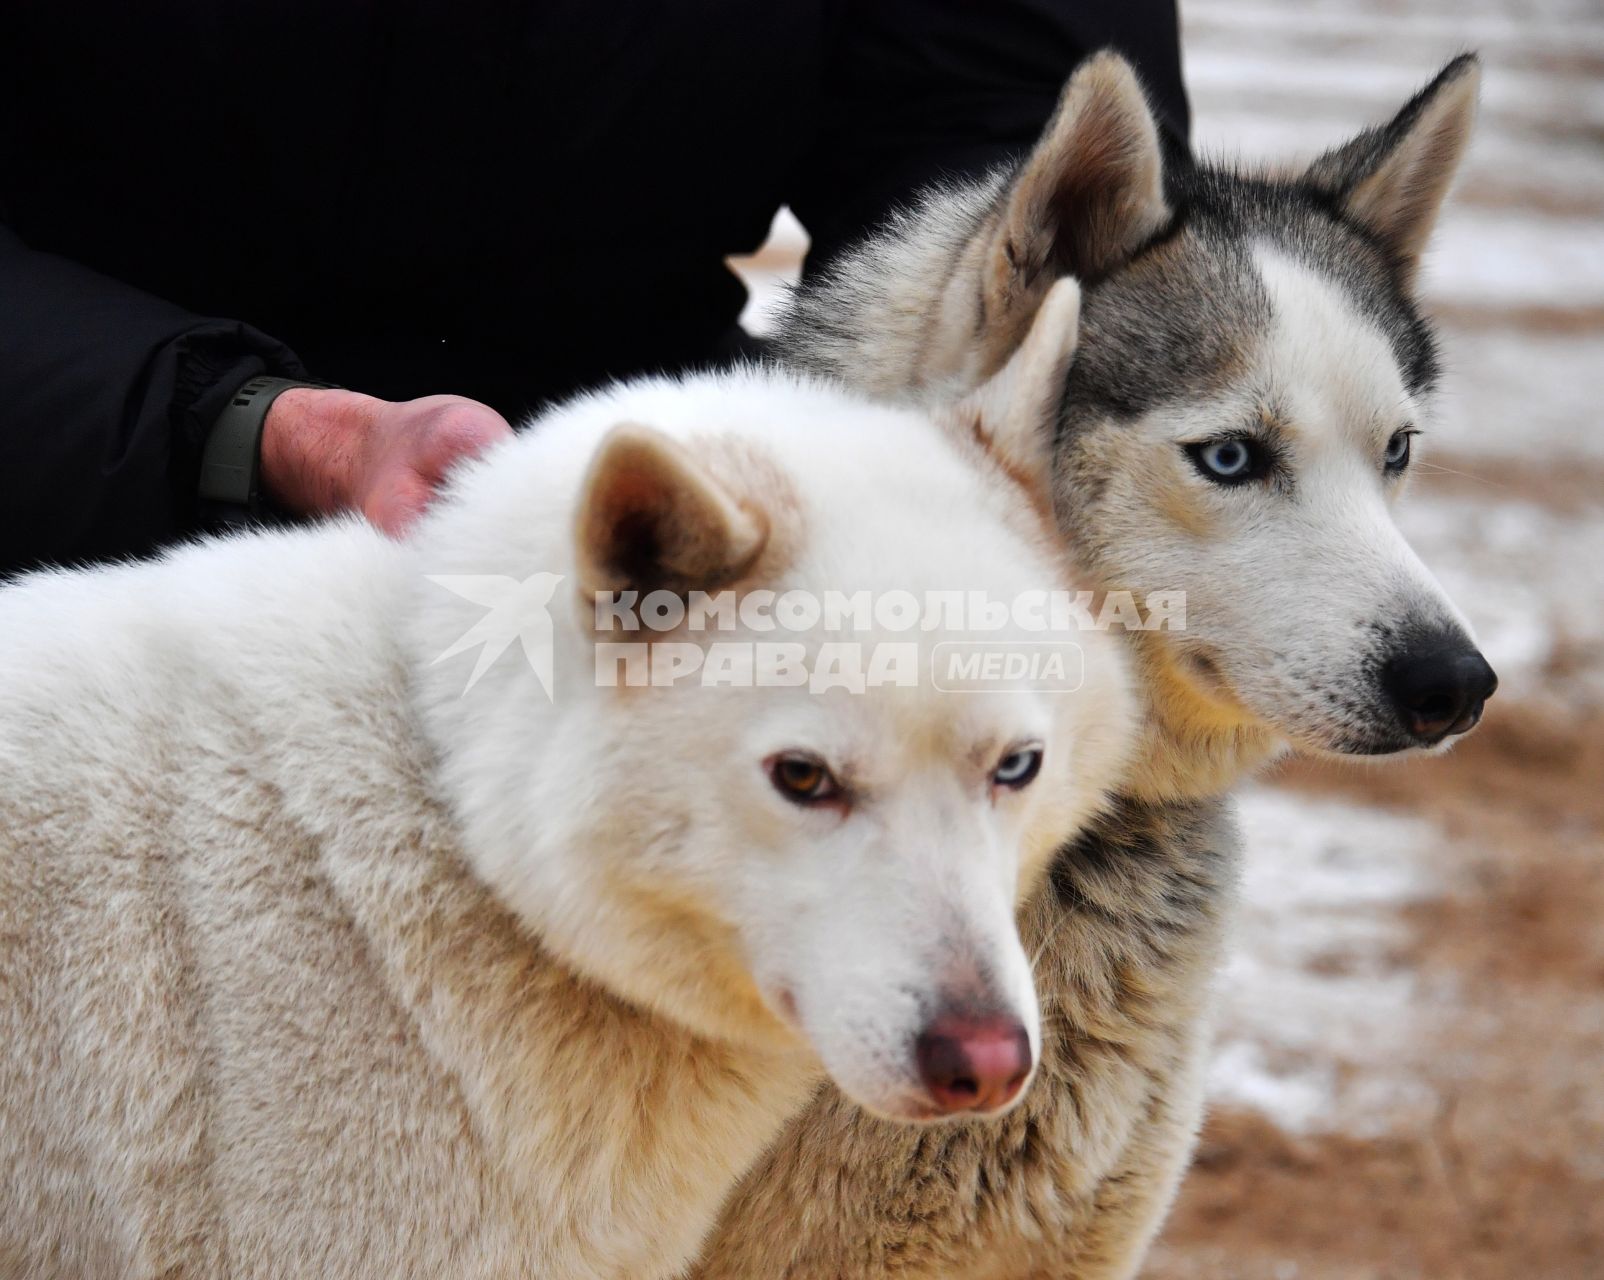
1383,644,1498,743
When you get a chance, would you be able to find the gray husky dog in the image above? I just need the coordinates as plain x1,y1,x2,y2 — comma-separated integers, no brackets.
693,52,1495,1280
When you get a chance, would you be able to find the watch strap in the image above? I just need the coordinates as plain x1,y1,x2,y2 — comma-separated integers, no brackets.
198,376,337,512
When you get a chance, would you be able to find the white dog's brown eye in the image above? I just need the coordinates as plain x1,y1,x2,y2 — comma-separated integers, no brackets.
1384,429,1414,472
769,753,842,805
992,746,1043,791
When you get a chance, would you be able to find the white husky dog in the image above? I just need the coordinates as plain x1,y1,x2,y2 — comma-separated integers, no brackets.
0,285,1132,1278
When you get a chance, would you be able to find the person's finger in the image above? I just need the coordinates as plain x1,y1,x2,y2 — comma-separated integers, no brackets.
409,431,509,499
365,470,435,538
420,407,512,478
354,397,512,535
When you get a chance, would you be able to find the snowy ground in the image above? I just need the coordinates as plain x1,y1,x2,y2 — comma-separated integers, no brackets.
731,2,1604,1273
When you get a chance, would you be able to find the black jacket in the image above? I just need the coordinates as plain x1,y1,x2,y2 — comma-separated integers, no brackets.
0,0,1187,572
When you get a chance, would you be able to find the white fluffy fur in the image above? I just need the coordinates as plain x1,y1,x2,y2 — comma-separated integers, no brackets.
0,359,1132,1278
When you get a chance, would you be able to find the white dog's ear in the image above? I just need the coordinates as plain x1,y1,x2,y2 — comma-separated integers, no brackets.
575,424,768,596
947,277,1081,498
1303,54,1480,287
988,52,1169,314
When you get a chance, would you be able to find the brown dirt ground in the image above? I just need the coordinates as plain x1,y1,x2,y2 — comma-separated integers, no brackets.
1148,700,1604,1280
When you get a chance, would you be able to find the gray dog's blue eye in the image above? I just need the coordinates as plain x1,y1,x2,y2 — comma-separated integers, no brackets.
1384,429,1413,472
992,747,1043,790
1202,440,1250,476
1185,437,1266,486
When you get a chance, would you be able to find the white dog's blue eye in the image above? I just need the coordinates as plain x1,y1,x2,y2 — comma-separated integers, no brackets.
1185,437,1265,485
1384,429,1413,472
992,747,1043,790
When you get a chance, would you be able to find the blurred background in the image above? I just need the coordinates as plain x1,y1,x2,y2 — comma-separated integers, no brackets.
1153,1,1604,1275
734,0,1604,1274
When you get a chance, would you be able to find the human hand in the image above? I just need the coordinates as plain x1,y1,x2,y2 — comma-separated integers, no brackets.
260,388,513,536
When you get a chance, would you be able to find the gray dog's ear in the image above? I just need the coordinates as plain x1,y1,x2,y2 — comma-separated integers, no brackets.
947,278,1082,501
575,424,767,597
1303,54,1480,288
988,53,1170,308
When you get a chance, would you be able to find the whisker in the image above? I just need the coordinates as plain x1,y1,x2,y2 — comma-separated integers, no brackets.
1413,461,1510,490
1029,904,1078,975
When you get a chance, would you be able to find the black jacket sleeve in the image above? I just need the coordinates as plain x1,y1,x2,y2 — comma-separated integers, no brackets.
790,0,1190,272
0,224,306,575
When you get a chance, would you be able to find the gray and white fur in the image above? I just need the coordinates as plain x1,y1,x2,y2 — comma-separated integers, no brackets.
695,51,1492,1280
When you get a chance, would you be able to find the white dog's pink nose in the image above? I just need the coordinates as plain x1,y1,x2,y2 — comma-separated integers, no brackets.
915,1016,1032,1115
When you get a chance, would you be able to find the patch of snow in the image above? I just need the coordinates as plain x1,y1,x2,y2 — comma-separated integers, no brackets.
1185,0,1604,55
1398,492,1604,706
1424,211,1604,311
1188,54,1604,136
1208,1039,1338,1134
1431,329,1604,464
1208,787,1448,1135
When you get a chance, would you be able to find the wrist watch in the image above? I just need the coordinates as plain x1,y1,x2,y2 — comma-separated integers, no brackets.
198,376,337,515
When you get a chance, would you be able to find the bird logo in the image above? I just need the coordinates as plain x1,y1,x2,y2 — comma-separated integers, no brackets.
426,572,565,700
